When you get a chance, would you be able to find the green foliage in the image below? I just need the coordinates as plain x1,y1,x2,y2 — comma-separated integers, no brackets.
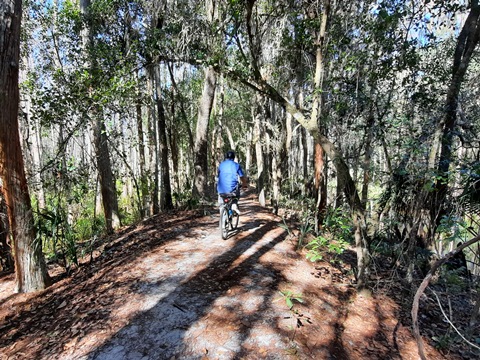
173,191,199,210
297,217,314,250
438,267,469,292
118,195,140,225
323,207,353,244
37,194,106,271
36,205,78,269
305,235,349,264
278,217,292,236
277,290,304,310
436,215,468,242
432,334,453,351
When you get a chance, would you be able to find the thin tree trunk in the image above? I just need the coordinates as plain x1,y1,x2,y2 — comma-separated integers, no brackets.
271,102,285,215
147,65,159,214
245,128,253,177
310,0,330,227
167,62,195,156
0,0,50,292
80,0,120,233
154,64,173,210
211,75,225,186
136,86,148,218
20,67,45,209
361,109,375,206
254,94,268,207
314,140,327,228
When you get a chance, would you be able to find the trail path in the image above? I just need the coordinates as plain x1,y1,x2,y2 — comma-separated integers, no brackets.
0,192,450,359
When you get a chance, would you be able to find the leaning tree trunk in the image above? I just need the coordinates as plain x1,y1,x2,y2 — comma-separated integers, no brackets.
433,0,480,225
241,77,370,289
0,0,50,292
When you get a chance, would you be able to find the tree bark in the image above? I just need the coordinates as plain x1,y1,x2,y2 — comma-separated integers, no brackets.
361,109,375,207
253,94,268,207
193,65,217,199
0,0,50,292
310,0,330,227
92,119,121,234
147,65,159,214
154,64,173,210
80,0,120,233
434,0,480,219
136,86,149,218
0,188,13,273
412,236,480,360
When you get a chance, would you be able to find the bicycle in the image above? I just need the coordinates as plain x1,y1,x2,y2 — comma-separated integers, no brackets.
219,192,239,239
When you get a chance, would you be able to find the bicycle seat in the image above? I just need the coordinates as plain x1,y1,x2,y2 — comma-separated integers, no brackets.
219,192,237,198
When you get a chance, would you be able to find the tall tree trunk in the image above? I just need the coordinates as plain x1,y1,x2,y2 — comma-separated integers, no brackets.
193,65,217,199
193,0,219,200
80,0,120,233
167,62,195,157
211,75,225,186
147,65,159,214
361,108,375,207
0,0,50,292
20,60,45,210
310,0,330,227
136,85,149,218
154,64,173,210
92,119,121,233
254,94,268,207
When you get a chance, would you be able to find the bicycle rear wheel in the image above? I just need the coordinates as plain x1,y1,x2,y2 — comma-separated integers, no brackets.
220,206,229,239
230,212,239,230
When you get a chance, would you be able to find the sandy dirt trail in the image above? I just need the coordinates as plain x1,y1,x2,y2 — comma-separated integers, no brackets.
0,192,448,359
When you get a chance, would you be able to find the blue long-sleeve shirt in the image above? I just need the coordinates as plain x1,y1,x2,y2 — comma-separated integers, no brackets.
217,159,244,194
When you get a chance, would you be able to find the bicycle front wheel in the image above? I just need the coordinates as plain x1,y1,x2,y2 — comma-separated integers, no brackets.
220,207,229,239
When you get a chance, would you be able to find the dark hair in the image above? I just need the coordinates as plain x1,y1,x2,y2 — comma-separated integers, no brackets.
225,150,235,160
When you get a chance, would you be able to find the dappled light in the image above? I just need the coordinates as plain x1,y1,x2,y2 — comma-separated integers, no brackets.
0,193,456,359
1,0,480,359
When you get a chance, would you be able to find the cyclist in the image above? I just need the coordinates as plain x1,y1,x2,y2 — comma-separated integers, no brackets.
217,150,248,214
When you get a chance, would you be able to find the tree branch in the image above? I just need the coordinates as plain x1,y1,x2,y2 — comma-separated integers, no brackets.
412,235,480,360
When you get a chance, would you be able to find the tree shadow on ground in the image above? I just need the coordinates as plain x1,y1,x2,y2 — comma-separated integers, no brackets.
0,210,209,358
88,216,287,359
0,194,461,359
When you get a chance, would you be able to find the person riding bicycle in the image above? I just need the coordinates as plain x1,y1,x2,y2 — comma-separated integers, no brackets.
217,150,248,214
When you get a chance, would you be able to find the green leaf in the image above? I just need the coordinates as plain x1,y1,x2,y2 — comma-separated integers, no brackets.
286,298,293,309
